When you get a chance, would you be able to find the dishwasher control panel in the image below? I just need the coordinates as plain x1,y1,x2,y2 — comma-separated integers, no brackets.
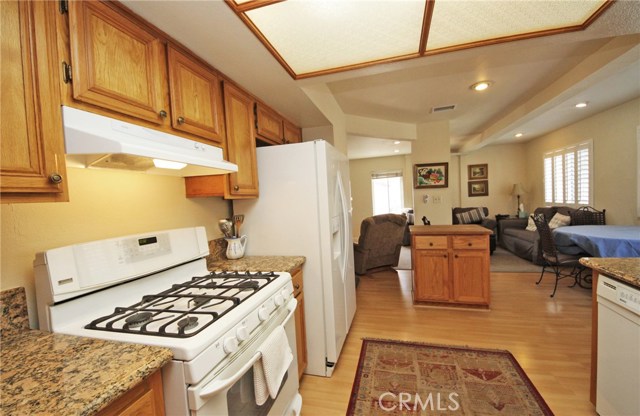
599,275,640,314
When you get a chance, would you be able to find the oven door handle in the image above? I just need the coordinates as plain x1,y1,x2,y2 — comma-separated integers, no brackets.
198,298,297,400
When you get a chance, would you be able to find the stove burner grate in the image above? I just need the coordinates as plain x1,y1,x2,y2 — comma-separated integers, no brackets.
85,270,279,338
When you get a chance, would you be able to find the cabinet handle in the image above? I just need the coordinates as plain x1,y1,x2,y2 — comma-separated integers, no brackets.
468,242,473,247
233,185,240,191
429,242,433,246
294,284,300,289
455,254,459,258
177,116,185,124
443,254,447,258
159,110,167,118
49,173,63,184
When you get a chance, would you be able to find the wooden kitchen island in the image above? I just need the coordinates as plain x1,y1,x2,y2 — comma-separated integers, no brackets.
410,225,491,308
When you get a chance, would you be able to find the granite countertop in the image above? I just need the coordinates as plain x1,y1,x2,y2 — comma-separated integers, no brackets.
580,257,640,289
0,330,173,415
208,255,305,273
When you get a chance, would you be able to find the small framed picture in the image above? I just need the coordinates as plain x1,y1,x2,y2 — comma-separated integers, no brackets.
468,164,488,180
468,180,489,197
414,162,448,188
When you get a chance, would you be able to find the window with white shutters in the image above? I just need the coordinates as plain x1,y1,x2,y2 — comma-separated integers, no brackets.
371,171,404,215
543,141,592,206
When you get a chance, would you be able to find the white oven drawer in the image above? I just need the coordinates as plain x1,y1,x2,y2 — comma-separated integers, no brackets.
188,299,301,416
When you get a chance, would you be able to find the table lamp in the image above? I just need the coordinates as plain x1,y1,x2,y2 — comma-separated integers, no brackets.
511,183,526,216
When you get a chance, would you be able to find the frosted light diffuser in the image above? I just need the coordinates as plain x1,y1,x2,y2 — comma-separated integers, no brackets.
227,0,611,78
153,159,187,170
246,1,425,75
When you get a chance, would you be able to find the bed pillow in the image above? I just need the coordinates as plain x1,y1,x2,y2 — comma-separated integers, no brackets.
456,208,486,224
525,216,537,231
549,212,571,229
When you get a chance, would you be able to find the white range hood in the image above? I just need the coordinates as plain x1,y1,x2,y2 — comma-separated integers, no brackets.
62,106,237,177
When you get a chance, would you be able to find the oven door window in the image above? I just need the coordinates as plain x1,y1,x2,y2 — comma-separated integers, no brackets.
227,369,288,416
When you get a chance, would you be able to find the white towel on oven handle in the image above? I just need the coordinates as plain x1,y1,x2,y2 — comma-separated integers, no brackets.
253,325,293,406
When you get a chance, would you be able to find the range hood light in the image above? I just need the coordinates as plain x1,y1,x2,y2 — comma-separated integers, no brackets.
153,159,187,170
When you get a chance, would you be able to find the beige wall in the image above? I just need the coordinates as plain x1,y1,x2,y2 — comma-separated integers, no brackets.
524,97,640,225
349,155,412,238
1,167,230,327
412,121,451,224
457,143,529,217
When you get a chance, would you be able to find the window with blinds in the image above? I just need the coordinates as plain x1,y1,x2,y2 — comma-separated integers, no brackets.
371,171,404,215
543,141,591,205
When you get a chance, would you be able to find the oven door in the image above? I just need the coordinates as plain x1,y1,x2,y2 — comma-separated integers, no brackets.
187,299,301,416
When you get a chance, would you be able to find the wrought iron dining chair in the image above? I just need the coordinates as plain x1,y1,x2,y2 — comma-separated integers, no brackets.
532,213,585,297
570,206,606,225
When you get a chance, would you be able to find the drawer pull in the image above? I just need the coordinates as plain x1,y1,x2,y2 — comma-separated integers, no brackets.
429,242,434,246
468,242,473,246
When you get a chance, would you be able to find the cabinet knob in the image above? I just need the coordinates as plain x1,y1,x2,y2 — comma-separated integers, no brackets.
233,185,240,191
159,110,167,118
429,242,433,246
294,284,300,289
455,254,459,258
443,254,447,258
49,173,63,184
468,242,473,247
177,116,185,124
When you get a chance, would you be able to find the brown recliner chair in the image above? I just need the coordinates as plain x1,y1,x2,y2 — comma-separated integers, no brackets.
353,214,407,275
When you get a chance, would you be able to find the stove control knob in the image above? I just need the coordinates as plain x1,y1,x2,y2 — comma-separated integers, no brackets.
223,336,239,354
281,289,290,300
274,293,284,306
236,326,249,342
258,306,269,321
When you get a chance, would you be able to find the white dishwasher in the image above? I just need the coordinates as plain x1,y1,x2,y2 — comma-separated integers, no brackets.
596,275,640,416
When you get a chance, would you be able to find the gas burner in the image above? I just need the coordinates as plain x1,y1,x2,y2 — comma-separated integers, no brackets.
237,281,259,289
125,312,152,328
177,316,199,331
189,296,210,308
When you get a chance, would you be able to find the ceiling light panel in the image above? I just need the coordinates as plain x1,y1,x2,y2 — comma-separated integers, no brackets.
426,0,607,51
245,1,425,75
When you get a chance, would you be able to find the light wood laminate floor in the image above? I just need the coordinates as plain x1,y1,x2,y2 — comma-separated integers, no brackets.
299,269,595,416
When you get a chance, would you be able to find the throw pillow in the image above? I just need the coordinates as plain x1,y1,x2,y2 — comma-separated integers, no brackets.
549,212,571,229
456,208,486,224
525,216,537,231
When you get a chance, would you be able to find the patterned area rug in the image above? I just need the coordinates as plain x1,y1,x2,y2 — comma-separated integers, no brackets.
347,339,554,415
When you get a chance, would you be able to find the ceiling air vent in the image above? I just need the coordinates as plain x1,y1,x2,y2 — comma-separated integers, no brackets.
431,104,456,113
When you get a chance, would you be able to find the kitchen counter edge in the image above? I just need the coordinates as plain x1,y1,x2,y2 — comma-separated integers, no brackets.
207,255,306,274
0,330,173,416
579,257,640,289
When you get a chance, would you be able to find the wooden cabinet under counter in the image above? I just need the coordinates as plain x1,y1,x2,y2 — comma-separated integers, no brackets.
97,370,165,416
411,225,491,308
291,267,307,379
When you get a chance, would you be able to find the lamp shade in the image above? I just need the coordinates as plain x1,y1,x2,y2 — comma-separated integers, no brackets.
511,183,526,196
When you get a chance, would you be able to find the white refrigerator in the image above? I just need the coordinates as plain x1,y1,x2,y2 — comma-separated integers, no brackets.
234,140,357,377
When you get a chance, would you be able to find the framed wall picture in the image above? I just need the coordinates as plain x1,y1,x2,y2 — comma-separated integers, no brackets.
468,180,489,197
468,164,488,180
414,162,448,188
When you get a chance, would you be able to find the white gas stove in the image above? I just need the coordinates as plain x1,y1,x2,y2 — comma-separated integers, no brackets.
34,227,301,415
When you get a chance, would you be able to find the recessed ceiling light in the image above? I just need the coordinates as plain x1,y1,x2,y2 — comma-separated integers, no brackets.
470,81,492,92
515,133,523,138
393,140,401,145
394,149,400,153
575,102,588,108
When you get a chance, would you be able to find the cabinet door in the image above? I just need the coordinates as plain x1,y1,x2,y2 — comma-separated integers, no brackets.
1,0,68,202
294,291,308,379
413,250,449,302
96,370,165,416
451,250,489,304
255,103,283,145
223,82,259,197
283,120,302,144
69,0,167,125
167,46,225,143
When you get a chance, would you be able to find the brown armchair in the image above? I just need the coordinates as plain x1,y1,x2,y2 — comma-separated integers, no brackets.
353,214,407,275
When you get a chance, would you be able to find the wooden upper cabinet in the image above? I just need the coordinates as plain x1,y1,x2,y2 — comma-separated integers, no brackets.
68,0,167,125
283,120,302,144
224,83,259,197
1,0,68,203
185,82,258,199
255,103,283,145
167,46,225,144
